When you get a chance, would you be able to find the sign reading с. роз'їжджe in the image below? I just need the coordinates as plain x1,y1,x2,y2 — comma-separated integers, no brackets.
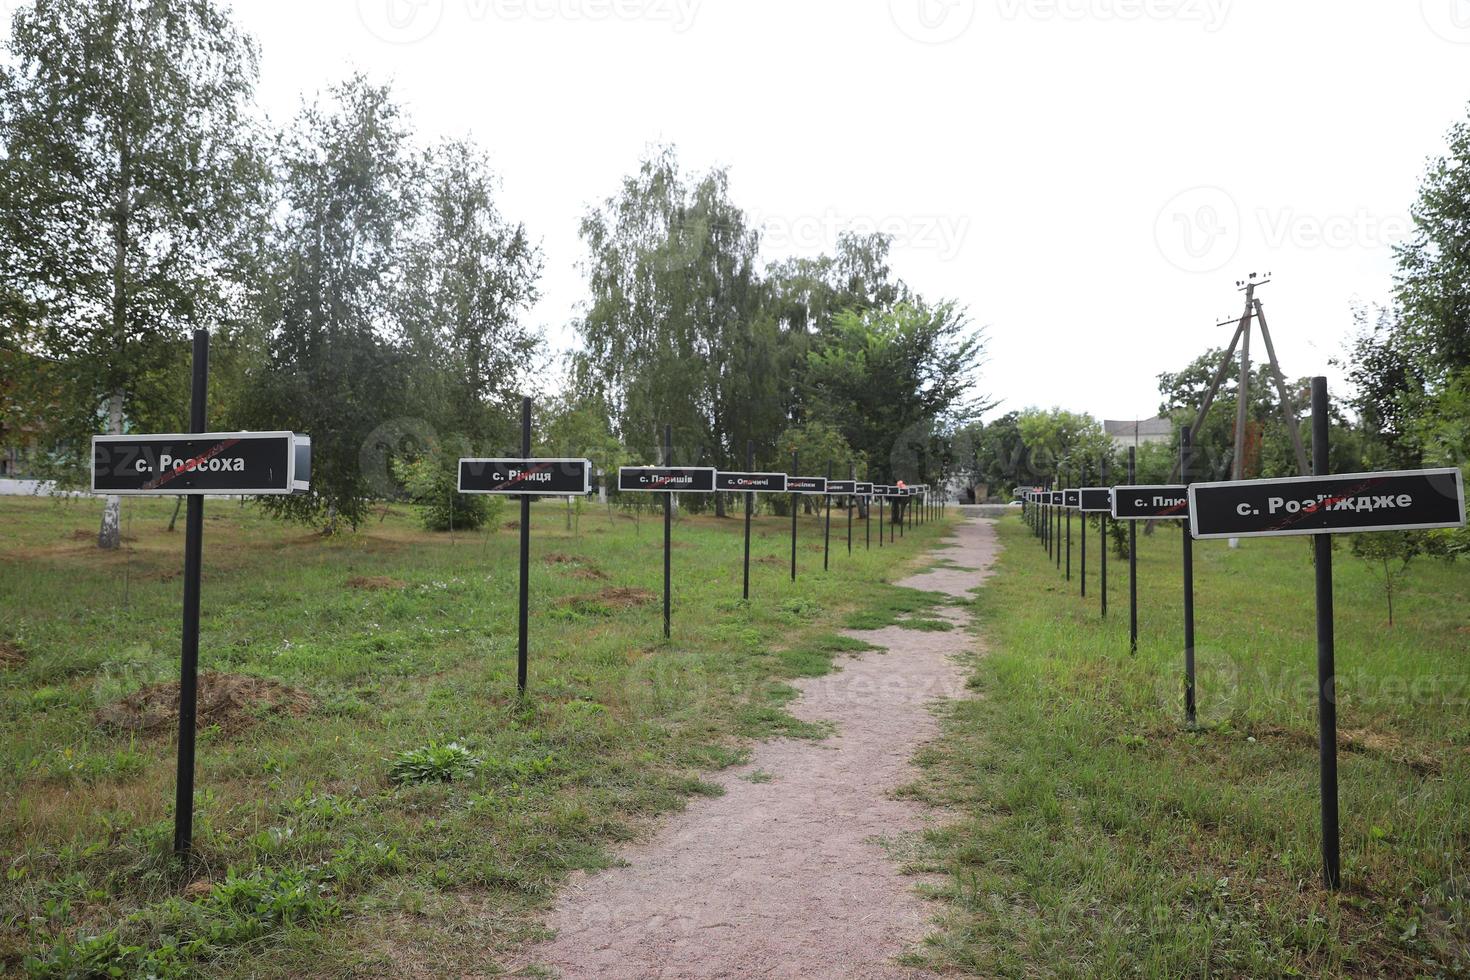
1188,468,1466,539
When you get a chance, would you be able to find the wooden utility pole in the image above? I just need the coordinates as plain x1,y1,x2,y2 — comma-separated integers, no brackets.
1171,274,1309,484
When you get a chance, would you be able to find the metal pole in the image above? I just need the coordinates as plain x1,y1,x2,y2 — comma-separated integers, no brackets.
1080,461,1087,597
742,439,753,601
517,397,533,697
1100,456,1108,618
663,424,672,640
847,462,854,554
173,328,208,859
823,462,832,570
1129,447,1137,654
790,450,798,581
1312,376,1342,890
1181,428,1197,726
1066,469,1072,582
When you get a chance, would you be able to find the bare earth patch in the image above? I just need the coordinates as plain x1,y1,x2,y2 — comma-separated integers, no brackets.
521,518,1000,978
347,575,406,591
94,672,314,735
557,587,657,611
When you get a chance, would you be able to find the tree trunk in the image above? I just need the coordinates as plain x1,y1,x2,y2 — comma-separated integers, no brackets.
167,495,184,532
98,392,124,549
99,64,132,551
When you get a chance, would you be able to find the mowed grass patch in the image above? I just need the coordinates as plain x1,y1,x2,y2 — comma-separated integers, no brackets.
906,516,1470,978
0,495,949,977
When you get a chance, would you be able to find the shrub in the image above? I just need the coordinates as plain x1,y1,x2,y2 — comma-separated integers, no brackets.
389,740,480,784
392,449,500,532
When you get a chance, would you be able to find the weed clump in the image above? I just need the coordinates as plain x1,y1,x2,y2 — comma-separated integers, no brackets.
389,740,479,784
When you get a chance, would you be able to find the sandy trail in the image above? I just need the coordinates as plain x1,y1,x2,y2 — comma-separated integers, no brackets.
522,518,999,979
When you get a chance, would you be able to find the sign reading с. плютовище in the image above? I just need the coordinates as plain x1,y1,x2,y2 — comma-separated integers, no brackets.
715,471,788,493
92,431,310,495
1188,468,1466,539
459,458,592,495
1111,485,1189,520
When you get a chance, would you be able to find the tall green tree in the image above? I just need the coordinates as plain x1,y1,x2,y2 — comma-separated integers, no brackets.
398,138,542,451
763,232,907,432
241,75,417,532
574,146,769,513
1395,102,1470,379
803,300,989,483
1015,408,1111,484
0,0,264,547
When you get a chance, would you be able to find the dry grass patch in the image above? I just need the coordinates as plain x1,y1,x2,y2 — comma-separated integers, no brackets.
347,575,406,591
94,673,314,735
0,640,24,669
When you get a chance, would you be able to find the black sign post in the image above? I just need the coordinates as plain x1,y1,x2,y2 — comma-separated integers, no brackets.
743,443,753,601
459,436,594,696
846,465,855,554
617,447,716,639
1079,466,1087,598
517,400,533,694
1128,451,1137,650
1181,430,1197,727
92,330,311,860
1112,476,1189,667
1054,491,1063,570
858,481,874,550
178,330,207,861
823,462,833,571
1065,482,1077,583
1082,483,1112,616
790,451,799,581
1185,379,1465,890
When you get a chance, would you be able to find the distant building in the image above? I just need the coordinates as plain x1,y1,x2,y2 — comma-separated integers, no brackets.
1104,415,1173,450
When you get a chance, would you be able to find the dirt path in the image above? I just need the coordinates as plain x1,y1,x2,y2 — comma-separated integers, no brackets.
522,518,1000,979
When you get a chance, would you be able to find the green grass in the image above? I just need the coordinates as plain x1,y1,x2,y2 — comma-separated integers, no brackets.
0,494,950,977
906,515,1470,978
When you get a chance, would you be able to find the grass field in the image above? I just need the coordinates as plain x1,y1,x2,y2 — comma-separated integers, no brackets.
0,493,951,977
907,514,1470,978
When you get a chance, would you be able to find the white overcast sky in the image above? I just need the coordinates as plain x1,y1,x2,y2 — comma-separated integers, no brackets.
56,1,1470,422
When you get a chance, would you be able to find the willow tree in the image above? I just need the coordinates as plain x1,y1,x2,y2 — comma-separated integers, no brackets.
0,0,264,547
